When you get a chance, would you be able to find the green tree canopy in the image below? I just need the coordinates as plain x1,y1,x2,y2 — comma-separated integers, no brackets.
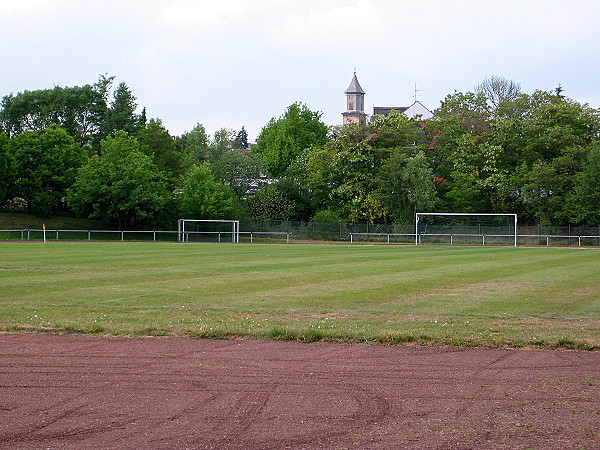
254,102,328,177
176,123,209,170
102,82,143,136
210,150,263,198
0,132,15,206
307,111,425,222
67,131,171,228
207,128,234,162
138,118,182,178
569,142,600,225
0,81,108,147
9,125,87,216
427,86,600,224
179,164,241,220
246,184,296,221
376,150,438,222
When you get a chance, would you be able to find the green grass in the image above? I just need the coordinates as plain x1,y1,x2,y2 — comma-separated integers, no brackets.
1,242,599,348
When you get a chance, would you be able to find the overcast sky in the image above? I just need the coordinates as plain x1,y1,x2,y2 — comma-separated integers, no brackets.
1,0,599,142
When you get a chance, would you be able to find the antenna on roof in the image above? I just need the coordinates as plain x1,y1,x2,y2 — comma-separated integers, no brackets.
414,83,425,103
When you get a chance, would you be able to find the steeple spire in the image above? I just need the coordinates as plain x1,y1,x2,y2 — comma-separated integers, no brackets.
342,71,367,126
345,71,365,95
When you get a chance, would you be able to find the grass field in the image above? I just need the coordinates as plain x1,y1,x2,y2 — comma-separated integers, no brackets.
1,241,599,349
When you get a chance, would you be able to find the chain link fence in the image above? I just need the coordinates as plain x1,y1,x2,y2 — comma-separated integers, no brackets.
1,221,599,246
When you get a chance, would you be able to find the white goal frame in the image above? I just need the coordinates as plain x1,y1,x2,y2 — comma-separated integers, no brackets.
415,213,518,247
178,219,240,243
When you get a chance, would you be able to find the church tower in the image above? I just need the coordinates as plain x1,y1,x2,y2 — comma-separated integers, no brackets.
342,71,367,126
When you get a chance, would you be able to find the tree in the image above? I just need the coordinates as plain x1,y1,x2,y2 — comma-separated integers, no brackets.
67,131,171,228
210,150,263,198
254,102,328,177
102,82,141,136
179,164,240,220
433,91,492,136
520,90,599,163
307,111,425,223
207,128,234,162
176,123,209,170
9,125,87,216
569,143,600,225
246,184,296,221
0,82,107,147
475,75,521,109
0,132,15,206
232,126,249,150
138,118,182,178
273,151,315,221
376,151,438,221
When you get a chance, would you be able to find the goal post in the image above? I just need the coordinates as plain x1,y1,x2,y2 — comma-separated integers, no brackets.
178,219,240,243
415,213,518,247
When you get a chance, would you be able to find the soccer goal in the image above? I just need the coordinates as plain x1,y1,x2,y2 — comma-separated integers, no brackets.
415,213,518,247
178,219,240,243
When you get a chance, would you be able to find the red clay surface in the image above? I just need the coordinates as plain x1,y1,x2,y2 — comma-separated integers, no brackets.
0,334,598,449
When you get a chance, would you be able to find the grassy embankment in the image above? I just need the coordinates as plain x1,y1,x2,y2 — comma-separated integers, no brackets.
0,213,115,231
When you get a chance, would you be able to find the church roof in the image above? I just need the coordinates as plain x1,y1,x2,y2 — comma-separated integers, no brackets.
344,72,365,94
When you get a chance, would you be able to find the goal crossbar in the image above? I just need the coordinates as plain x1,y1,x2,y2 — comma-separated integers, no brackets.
415,213,518,247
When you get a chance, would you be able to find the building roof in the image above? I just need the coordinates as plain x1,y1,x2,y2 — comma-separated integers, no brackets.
344,72,365,94
373,102,433,120
373,106,409,116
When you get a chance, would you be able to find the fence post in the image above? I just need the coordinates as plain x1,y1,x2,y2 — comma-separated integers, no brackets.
482,235,485,246
450,234,453,246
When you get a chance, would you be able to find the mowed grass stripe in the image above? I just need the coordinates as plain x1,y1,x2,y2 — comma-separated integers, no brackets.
0,242,598,348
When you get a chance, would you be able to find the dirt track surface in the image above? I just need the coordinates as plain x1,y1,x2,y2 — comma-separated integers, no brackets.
0,334,598,449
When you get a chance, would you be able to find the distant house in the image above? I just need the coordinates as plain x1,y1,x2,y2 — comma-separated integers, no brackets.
373,101,433,120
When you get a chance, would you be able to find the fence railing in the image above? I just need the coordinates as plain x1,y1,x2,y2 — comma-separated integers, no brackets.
350,232,600,247
0,229,180,242
2,228,600,247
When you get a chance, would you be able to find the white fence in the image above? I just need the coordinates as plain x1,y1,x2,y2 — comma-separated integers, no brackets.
0,229,293,244
349,232,600,247
2,228,600,247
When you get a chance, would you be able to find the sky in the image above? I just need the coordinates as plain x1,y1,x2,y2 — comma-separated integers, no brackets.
1,0,599,142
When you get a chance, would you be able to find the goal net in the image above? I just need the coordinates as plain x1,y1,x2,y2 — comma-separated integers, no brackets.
415,213,518,247
178,219,240,243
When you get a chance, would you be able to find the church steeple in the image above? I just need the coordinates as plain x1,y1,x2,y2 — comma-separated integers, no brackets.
342,71,367,126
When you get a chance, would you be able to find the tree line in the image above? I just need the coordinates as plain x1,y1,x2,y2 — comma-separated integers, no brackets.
1,75,598,228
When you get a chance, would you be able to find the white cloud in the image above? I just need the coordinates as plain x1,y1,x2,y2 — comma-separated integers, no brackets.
270,0,386,45
1,0,598,139
0,0,73,19
153,0,248,29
